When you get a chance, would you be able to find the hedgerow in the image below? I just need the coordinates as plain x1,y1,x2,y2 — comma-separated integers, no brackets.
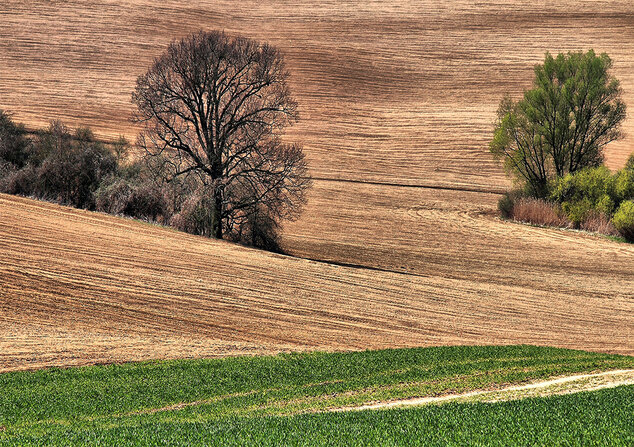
0,111,284,250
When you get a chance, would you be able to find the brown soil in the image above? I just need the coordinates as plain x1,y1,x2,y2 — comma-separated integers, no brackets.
1,1,633,186
1,2,633,371
1,193,632,372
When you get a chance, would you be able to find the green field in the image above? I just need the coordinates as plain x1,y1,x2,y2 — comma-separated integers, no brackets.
10,386,631,446
1,345,633,446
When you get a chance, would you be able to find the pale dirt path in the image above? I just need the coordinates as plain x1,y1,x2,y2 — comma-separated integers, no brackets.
128,369,634,417
333,369,634,412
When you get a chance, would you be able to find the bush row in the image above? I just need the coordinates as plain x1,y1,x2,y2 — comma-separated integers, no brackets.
499,157,634,241
0,120,117,209
0,111,281,251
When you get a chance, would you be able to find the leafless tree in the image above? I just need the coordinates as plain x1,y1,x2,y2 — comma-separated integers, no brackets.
132,30,310,242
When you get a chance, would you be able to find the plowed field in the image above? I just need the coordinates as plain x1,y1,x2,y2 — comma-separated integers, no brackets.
1,2,633,370
1,193,632,372
1,1,633,188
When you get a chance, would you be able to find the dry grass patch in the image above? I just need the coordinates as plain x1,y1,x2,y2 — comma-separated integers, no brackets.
507,198,622,238
510,198,570,228
580,211,620,236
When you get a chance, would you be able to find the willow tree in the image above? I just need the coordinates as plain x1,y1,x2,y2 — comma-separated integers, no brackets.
491,50,626,197
133,31,310,241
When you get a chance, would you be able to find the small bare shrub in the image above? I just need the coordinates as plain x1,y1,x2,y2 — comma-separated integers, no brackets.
226,205,283,253
498,190,525,218
170,192,215,237
579,211,619,236
0,165,37,196
96,177,166,222
123,183,166,222
95,178,134,215
0,111,30,169
510,198,571,228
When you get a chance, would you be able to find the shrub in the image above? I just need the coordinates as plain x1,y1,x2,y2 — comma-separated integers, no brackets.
96,174,167,223
551,166,615,204
0,110,31,168
612,200,634,241
561,198,593,227
1,121,119,209
249,213,282,252
551,166,617,226
95,178,134,215
36,142,117,209
30,120,72,166
510,198,570,228
613,168,634,202
498,194,514,218
0,161,17,185
580,211,619,236
498,191,521,218
225,205,283,252
0,165,37,196
112,136,130,163
595,194,616,216
170,191,216,237
122,182,166,222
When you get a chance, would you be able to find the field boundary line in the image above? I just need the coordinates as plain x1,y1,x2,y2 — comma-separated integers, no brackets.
311,177,506,195
300,256,431,278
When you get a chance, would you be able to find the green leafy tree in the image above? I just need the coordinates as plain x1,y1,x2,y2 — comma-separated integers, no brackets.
491,50,626,197
613,200,634,241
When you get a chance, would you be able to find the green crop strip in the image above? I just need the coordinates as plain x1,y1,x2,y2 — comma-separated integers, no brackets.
8,385,631,446
1,345,632,445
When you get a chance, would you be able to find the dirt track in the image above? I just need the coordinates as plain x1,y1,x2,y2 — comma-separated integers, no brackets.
127,369,634,416
1,193,632,372
334,369,634,412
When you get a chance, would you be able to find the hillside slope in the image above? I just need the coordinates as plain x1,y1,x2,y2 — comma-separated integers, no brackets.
283,181,634,304
1,1,633,189
2,2,633,301
0,194,632,372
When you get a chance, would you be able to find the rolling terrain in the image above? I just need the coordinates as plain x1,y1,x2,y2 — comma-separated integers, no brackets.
1,1,633,188
0,193,632,372
1,2,633,370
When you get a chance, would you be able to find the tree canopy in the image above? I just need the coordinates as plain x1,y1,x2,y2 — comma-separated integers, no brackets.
133,30,310,243
490,50,626,197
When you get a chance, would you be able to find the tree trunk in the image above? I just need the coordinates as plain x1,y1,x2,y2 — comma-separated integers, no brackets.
209,152,223,239
211,186,223,239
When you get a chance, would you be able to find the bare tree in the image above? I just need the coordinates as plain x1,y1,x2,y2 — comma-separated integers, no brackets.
132,30,310,242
